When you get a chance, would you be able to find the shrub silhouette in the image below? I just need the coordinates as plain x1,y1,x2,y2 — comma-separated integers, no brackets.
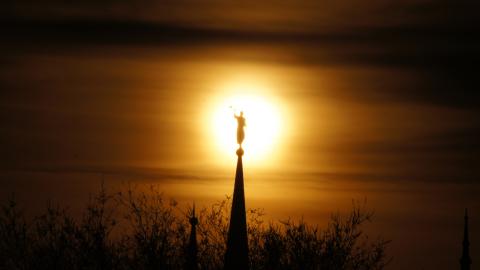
0,186,390,270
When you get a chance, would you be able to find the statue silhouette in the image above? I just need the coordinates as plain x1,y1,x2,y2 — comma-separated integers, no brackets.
234,111,246,147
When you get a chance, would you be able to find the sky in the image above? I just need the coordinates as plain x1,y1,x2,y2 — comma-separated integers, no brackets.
1,1,480,269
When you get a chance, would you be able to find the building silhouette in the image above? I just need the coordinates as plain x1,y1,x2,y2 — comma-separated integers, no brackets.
224,148,249,270
460,208,471,270
185,204,199,270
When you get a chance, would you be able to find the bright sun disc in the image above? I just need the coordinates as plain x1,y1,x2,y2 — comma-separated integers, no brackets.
211,95,281,163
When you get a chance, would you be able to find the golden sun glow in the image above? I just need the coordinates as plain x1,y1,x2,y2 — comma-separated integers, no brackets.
206,80,284,165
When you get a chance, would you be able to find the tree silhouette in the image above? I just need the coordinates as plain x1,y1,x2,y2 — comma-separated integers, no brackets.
0,186,390,270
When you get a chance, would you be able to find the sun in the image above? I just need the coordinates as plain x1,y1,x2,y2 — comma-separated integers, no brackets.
212,95,281,161
210,94,282,164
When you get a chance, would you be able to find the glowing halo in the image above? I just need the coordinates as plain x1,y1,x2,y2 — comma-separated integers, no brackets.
210,94,282,163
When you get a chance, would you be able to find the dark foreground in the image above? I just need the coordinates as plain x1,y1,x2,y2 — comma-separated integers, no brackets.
0,185,389,270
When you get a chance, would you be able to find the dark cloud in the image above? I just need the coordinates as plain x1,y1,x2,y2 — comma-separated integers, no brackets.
3,1,479,108
0,164,202,182
317,126,480,184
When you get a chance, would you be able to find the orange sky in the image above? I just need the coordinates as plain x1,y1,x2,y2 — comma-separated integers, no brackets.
1,1,480,269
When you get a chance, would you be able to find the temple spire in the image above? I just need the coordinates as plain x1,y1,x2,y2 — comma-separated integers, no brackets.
460,208,471,270
224,148,249,270
185,203,199,270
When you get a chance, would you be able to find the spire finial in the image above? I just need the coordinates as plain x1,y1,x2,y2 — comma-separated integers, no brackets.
190,201,198,226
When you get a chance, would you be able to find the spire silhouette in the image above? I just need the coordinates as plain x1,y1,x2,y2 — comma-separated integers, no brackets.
460,208,471,270
224,148,249,270
185,203,199,270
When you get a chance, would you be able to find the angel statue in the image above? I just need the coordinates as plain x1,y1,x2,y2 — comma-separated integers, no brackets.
234,111,246,147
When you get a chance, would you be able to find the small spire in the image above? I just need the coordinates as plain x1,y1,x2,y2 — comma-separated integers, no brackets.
460,208,471,270
185,202,198,270
190,202,198,226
